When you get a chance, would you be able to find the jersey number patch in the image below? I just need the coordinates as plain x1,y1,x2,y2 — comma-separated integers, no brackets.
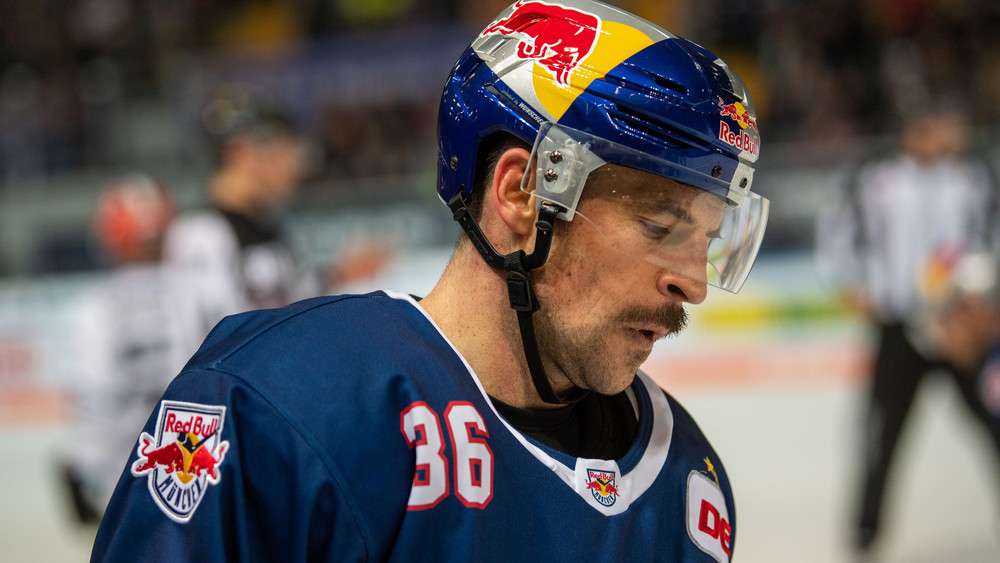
400,401,494,510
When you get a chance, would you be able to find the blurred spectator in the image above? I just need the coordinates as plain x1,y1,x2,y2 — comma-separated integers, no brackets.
4,0,1000,184
61,174,201,524
816,103,1000,553
319,102,429,180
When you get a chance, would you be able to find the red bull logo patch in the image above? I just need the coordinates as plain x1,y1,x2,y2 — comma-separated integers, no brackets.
481,0,601,85
585,468,619,507
131,400,228,523
717,97,759,159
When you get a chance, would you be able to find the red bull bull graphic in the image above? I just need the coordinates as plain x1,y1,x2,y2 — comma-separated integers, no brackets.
717,97,759,159
131,400,229,523
585,468,618,507
717,97,757,132
481,0,601,85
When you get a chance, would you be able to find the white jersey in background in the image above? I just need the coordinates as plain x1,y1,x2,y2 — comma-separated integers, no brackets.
163,207,319,335
63,263,202,514
817,154,997,322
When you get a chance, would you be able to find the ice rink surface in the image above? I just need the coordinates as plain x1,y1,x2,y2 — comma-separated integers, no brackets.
3,251,999,562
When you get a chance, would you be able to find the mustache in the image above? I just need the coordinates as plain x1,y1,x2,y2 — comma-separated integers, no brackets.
617,302,689,336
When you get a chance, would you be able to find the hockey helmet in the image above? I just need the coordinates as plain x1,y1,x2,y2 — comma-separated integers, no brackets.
438,0,768,292
93,174,175,263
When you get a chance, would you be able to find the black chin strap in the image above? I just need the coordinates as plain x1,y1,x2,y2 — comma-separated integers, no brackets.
449,192,590,405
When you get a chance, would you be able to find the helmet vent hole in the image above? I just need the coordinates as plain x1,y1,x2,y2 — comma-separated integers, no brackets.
609,107,700,150
652,75,687,95
719,88,742,103
711,166,723,178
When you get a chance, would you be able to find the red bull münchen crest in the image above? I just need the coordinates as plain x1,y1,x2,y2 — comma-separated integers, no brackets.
131,400,229,523
585,468,619,507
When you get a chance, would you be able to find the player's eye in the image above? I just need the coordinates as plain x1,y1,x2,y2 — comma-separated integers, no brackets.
638,219,673,240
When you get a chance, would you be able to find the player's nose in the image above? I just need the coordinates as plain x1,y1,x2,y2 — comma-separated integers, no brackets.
656,267,708,305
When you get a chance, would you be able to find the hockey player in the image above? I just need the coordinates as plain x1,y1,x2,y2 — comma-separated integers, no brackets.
61,175,201,524
92,1,769,560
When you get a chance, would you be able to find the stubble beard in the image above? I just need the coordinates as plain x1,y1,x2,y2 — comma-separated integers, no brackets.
533,301,689,395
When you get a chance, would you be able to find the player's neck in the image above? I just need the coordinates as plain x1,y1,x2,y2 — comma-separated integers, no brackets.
421,247,548,409
209,172,269,219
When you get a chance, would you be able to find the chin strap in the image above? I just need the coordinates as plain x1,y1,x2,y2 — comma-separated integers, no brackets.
449,192,590,405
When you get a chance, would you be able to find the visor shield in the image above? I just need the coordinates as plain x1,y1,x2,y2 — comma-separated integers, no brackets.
524,122,769,293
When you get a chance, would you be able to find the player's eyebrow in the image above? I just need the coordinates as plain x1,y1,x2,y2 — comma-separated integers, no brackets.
658,200,694,223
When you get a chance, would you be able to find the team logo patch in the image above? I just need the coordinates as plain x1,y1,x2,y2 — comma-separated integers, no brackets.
131,400,229,523
585,468,619,507
686,461,732,563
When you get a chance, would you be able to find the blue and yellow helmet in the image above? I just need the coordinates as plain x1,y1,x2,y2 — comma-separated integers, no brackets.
437,0,768,292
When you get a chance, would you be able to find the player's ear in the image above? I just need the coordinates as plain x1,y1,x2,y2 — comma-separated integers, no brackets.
489,148,535,237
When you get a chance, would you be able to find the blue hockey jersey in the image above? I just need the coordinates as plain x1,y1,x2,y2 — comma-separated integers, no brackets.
92,291,737,562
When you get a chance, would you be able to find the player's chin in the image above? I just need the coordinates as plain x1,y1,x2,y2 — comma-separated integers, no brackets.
587,355,647,396
588,374,639,396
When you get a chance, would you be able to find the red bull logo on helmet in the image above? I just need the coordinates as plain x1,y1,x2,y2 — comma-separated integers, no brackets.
131,400,229,523
717,96,759,159
585,468,619,507
474,1,656,121
481,0,601,85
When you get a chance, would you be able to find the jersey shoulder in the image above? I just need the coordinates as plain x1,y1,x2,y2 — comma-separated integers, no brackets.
180,291,456,412
186,291,413,365
654,387,715,447
655,385,734,492
658,385,738,561
163,209,237,259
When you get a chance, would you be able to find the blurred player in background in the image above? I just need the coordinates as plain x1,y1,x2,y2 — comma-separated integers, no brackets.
162,86,318,334
61,175,200,524
164,85,390,335
816,103,1000,553
92,1,768,560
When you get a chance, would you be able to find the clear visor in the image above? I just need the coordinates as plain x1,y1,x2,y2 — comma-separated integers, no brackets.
523,123,769,293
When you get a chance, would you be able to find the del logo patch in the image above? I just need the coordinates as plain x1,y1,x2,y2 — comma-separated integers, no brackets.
585,468,619,507
131,400,229,523
686,468,732,562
